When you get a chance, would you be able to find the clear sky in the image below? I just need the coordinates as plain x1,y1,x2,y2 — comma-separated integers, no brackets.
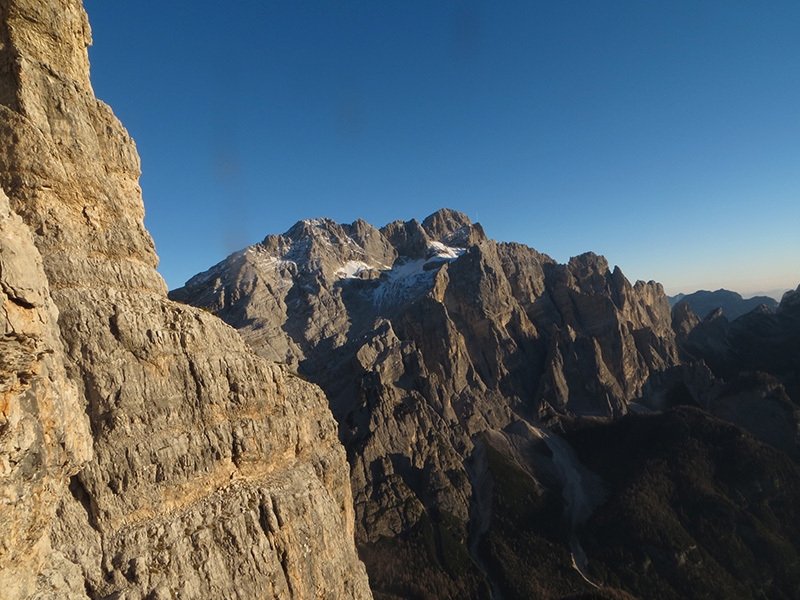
83,1,799,297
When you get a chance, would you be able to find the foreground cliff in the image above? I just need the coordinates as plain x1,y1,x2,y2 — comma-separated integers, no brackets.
0,1,370,598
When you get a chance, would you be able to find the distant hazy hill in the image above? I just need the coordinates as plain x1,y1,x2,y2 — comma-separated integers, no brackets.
674,286,800,414
668,288,779,320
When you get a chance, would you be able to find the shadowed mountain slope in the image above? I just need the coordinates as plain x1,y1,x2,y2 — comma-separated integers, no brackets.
565,407,800,600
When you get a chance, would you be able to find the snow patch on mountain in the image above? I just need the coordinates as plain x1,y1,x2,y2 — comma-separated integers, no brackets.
182,229,468,311
427,241,465,260
336,261,374,279
371,243,465,307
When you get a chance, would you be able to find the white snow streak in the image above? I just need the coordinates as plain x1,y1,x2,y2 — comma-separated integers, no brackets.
336,261,373,279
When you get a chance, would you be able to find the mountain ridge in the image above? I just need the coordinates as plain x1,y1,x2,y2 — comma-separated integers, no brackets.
5,2,799,598
668,288,780,320
174,208,800,599
171,208,706,598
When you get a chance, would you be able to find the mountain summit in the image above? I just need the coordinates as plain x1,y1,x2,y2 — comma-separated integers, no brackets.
171,208,679,419
5,2,800,598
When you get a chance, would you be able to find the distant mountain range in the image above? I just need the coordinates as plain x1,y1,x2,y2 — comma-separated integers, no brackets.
174,208,800,599
668,288,780,320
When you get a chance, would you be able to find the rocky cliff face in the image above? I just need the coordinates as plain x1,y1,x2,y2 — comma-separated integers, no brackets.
0,1,371,598
172,211,680,420
172,209,683,597
173,208,800,599
0,184,91,598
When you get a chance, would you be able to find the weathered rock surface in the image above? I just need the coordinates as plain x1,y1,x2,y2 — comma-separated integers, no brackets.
0,184,91,599
0,1,371,598
172,208,684,597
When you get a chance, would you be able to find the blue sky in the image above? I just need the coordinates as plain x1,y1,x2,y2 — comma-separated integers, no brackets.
83,1,799,297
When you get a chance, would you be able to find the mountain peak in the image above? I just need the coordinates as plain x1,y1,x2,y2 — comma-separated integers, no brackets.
421,208,472,239
285,217,342,241
778,285,800,313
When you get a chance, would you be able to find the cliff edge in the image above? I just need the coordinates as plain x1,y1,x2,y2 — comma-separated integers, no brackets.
0,1,371,598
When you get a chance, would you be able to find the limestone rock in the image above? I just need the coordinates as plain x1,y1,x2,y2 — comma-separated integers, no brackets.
0,185,91,599
510,252,680,416
420,207,487,248
671,299,700,350
0,1,371,598
379,217,431,260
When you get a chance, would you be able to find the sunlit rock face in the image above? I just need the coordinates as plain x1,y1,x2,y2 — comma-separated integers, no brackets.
173,207,684,596
0,1,371,598
0,184,91,599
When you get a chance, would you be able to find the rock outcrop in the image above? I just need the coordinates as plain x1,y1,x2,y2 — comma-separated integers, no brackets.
0,184,91,599
172,209,683,597
0,1,370,598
